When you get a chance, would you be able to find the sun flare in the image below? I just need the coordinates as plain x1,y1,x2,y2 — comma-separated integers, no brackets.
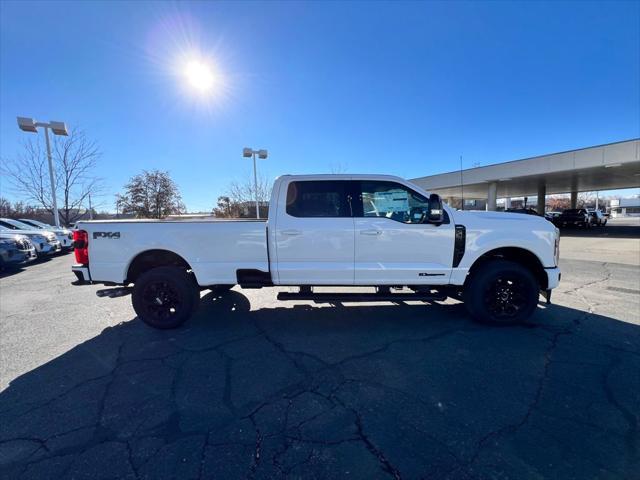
184,59,216,93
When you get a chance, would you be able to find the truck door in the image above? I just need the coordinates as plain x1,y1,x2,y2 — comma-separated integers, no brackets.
274,180,355,285
353,180,454,285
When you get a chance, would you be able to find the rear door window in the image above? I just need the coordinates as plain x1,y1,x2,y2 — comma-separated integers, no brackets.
286,181,351,217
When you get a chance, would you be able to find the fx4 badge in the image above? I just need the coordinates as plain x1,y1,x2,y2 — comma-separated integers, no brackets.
93,232,121,239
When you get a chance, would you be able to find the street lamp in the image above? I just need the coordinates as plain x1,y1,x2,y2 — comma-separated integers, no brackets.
17,117,69,227
242,147,268,219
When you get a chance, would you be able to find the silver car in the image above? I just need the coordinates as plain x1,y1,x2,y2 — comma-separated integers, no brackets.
0,233,37,269
17,218,74,250
0,221,61,257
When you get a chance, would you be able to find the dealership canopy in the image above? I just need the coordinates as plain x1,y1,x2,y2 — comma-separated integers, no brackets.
411,139,640,212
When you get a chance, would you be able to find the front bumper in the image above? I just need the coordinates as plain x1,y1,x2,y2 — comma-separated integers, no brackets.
545,267,561,290
47,241,62,254
58,236,73,249
1,250,26,266
72,264,91,284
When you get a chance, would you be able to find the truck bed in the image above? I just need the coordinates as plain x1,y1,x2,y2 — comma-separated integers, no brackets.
80,220,269,286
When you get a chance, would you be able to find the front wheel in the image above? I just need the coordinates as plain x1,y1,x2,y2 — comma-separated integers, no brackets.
132,266,200,329
463,260,539,325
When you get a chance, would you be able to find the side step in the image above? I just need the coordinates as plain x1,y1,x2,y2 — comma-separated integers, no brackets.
277,289,447,303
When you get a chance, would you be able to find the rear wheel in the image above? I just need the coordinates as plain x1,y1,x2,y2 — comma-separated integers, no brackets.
463,260,539,325
132,266,199,329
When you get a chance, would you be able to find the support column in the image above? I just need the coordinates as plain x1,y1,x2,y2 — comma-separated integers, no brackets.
537,184,546,214
570,191,578,209
486,182,497,211
505,197,511,209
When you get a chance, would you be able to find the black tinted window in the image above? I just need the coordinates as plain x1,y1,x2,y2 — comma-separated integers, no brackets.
286,181,350,217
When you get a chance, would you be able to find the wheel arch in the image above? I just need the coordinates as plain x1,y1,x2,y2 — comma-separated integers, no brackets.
126,249,194,284
465,247,548,290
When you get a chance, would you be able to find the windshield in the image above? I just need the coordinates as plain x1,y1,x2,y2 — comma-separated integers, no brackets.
563,209,582,214
18,219,46,229
1,219,36,230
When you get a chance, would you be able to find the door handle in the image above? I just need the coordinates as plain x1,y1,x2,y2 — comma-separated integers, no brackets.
281,229,302,236
360,229,382,236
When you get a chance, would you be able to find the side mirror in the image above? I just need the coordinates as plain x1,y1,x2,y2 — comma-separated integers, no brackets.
427,194,443,224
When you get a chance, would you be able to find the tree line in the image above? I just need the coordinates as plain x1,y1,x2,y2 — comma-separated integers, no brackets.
2,126,269,222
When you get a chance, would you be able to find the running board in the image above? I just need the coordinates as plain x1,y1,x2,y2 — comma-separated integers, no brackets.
277,290,447,303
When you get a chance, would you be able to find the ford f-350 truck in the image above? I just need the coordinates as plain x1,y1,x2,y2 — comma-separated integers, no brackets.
72,174,561,328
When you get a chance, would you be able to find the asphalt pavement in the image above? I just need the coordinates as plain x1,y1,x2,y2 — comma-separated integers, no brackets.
1,221,639,479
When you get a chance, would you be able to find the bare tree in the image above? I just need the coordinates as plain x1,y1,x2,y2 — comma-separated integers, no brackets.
227,174,272,205
3,128,104,226
577,191,596,208
0,197,38,218
213,175,271,218
119,170,185,219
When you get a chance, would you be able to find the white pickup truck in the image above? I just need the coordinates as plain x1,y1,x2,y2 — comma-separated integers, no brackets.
72,174,561,328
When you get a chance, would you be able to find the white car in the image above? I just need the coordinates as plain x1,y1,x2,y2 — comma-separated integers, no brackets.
0,220,61,256
17,218,74,250
72,174,561,329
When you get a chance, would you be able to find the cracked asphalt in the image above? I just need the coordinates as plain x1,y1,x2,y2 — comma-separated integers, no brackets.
1,220,639,479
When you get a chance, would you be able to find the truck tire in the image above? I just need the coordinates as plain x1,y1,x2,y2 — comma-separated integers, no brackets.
132,266,200,329
463,260,539,325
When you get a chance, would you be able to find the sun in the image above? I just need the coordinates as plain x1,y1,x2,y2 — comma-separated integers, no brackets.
184,59,216,93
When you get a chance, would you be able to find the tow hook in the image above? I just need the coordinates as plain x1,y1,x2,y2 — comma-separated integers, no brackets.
96,287,132,298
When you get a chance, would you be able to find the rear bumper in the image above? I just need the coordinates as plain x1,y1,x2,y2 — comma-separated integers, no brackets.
545,267,561,290
72,264,92,284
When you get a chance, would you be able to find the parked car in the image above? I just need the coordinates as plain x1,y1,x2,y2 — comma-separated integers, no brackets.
0,220,61,256
553,209,593,228
544,211,562,221
586,209,607,226
72,174,561,329
17,218,74,250
0,234,37,269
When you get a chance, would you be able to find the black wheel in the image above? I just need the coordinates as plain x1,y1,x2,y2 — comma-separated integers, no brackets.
463,260,539,325
132,266,199,329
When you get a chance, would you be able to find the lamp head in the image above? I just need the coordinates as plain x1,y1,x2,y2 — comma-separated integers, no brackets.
49,121,69,136
242,148,253,158
17,117,37,133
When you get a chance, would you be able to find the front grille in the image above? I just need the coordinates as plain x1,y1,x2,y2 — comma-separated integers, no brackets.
16,238,33,252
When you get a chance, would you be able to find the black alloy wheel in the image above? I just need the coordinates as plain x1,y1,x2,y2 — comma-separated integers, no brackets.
483,276,528,320
132,266,199,329
463,259,539,325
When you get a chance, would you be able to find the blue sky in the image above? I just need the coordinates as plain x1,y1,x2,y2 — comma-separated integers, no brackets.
1,1,638,211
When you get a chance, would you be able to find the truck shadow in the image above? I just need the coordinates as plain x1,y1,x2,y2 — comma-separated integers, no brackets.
1,290,639,479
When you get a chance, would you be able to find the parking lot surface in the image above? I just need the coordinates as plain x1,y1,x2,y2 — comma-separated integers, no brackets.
1,219,639,479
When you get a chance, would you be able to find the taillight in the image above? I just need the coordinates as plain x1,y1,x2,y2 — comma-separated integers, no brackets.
73,230,89,265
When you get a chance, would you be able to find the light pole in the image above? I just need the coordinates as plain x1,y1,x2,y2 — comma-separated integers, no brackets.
242,147,268,219
17,117,69,227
